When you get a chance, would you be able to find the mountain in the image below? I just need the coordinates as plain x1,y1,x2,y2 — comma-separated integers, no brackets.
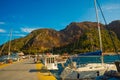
108,20,120,40
59,21,120,53
0,29,68,55
60,21,105,41
22,29,68,51
0,20,120,55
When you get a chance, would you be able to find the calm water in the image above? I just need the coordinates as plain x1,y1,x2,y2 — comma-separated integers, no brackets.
72,55,120,64
51,55,120,80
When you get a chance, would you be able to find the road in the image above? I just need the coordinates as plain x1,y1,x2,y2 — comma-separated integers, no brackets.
0,59,56,80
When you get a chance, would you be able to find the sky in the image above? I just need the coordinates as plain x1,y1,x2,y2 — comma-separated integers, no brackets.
0,0,120,45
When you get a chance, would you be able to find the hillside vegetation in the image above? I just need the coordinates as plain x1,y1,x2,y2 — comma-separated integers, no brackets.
0,20,120,55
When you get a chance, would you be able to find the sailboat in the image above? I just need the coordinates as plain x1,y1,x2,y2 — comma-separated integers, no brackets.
5,30,14,63
60,0,117,79
0,29,16,63
0,30,12,58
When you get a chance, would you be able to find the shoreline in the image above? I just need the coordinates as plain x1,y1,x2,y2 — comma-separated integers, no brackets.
103,52,120,55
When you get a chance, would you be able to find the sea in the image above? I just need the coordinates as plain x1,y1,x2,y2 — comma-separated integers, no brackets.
50,55,120,80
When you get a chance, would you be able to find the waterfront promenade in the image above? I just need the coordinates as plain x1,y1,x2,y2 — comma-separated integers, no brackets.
0,58,56,80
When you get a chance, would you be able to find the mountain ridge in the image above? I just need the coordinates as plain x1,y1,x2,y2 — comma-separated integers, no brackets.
0,20,120,55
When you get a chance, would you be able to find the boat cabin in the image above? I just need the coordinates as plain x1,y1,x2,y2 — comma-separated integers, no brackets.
42,54,58,70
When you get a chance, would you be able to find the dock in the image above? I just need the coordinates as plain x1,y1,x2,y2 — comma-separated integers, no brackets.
36,63,56,80
0,58,56,80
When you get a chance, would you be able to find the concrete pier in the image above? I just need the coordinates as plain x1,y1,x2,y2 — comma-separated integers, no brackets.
0,58,56,80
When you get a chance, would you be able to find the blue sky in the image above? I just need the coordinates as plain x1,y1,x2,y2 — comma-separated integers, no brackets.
0,0,120,45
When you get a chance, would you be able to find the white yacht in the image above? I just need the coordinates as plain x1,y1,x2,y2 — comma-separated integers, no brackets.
60,62,116,79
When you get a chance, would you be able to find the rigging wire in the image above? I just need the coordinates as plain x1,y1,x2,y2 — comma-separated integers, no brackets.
96,0,120,60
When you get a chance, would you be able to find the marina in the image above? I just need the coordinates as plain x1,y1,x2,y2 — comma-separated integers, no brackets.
0,54,120,80
0,0,120,80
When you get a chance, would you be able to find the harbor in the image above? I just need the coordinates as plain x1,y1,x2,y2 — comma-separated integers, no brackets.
0,54,120,80
0,0,120,80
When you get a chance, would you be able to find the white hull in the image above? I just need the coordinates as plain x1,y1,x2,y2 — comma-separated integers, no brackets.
60,63,116,79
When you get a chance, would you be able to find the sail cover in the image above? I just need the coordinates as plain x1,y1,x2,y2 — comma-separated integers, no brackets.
78,50,102,56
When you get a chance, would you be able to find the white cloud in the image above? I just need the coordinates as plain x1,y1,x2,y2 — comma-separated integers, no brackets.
13,34,26,37
13,31,20,33
0,22,5,25
21,27,38,33
0,29,6,33
0,33,26,37
102,4,120,11
12,31,26,36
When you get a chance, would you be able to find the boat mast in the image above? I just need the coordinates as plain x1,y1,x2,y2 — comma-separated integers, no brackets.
94,0,104,64
8,30,12,58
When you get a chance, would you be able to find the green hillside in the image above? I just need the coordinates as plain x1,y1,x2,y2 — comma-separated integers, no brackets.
0,21,120,55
